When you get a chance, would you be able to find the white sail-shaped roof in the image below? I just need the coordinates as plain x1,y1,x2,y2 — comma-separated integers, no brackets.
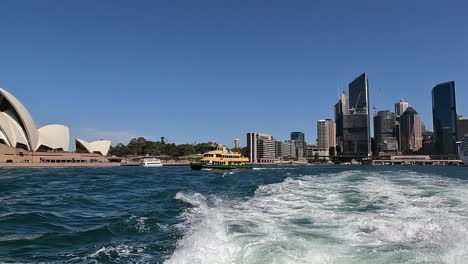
3,113,30,149
0,88,70,152
0,112,14,147
0,88,39,150
37,125,70,151
75,138,111,156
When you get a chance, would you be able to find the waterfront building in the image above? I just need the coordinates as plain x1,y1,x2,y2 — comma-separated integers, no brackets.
317,119,336,155
247,132,277,163
290,132,306,159
286,140,297,159
247,133,259,163
275,140,295,160
307,145,313,158
307,144,330,162
343,73,371,157
457,116,468,141
0,88,111,164
334,92,349,155
257,137,276,163
420,130,435,155
374,110,399,156
275,141,284,159
234,138,240,149
432,81,458,155
400,107,423,152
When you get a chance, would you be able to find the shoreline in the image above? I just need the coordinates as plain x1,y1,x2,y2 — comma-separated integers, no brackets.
0,162,463,169
0,163,121,168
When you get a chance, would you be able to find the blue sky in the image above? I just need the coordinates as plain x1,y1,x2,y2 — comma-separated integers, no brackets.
0,0,467,147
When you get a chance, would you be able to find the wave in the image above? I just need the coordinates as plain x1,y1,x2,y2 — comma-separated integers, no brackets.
61,244,152,264
166,170,468,264
87,244,150,263
253,167,296,170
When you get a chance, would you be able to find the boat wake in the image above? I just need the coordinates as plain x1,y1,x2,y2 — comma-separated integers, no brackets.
167,170,468,264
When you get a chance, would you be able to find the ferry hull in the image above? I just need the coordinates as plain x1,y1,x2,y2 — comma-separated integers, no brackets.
141,164,163,167
190,163,253,170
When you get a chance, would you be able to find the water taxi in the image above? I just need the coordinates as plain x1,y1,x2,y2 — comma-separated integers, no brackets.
140,157,163,167
190,147,252,170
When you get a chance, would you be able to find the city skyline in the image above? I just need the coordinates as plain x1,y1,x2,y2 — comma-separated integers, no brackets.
1,1,467,146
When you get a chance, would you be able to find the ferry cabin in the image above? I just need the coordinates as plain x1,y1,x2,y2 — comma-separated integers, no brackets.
199,150,249,166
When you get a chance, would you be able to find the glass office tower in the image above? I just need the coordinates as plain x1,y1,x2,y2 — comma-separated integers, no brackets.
334,92,348,155
343,73,371,157
432,81,457,155
374,110,398,155
290,132,306,159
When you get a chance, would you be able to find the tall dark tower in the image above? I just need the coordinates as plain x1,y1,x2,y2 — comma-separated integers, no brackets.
343,73,371,158
290,132,306,159
374,110,398,156
334,92,348,155
432,81,457,155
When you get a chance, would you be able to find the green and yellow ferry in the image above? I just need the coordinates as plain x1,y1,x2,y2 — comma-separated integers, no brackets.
190,147,253,170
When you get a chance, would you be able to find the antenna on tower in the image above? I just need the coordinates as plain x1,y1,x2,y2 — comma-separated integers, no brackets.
337,80,340,99
373,86,382,113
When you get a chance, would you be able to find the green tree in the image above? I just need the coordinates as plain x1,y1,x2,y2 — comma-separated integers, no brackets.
108,140,221,158
176,144,196,157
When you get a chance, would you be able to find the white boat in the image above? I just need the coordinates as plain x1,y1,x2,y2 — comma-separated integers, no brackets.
140,158,163,167
460,135,468,166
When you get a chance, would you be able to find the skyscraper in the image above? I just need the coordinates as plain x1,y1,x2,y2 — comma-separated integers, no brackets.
395,99,409,117
343,73,371,157
317,119,336,155
400,107,423,152
374,110,398,156
421,122,426,133
432,81,457,155
334,92,348,155
290,132,306,159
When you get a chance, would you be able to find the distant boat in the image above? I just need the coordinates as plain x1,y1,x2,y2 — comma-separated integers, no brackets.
190,147,252,170
460,135,468,166
140,158,163,167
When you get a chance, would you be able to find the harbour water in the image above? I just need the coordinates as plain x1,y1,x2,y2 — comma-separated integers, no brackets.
1,166,467,263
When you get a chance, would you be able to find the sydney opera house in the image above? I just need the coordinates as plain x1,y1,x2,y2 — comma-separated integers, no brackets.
0,88,112,165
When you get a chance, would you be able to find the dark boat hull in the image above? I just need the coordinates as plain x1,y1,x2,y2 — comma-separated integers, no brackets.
190,163,253,170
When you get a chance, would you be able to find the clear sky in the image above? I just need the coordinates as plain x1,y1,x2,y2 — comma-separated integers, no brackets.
0,0,467,147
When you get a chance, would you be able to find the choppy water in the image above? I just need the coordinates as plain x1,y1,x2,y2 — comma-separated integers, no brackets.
1,166,468,263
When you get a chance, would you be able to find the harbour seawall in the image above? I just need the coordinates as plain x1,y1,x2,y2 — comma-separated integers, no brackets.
0,162,121,168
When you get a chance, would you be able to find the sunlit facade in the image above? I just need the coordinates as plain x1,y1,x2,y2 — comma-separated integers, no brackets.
0,88,111,164
0,88,69,151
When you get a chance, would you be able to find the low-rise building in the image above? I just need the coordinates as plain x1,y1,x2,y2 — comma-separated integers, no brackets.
307,145,330,162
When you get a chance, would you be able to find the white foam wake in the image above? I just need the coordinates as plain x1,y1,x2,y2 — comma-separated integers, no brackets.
166,170,468,264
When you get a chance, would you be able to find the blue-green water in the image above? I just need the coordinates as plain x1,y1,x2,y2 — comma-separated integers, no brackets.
1,166,468,263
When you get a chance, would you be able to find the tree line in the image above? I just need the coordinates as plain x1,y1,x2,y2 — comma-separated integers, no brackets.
108,137,247,158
